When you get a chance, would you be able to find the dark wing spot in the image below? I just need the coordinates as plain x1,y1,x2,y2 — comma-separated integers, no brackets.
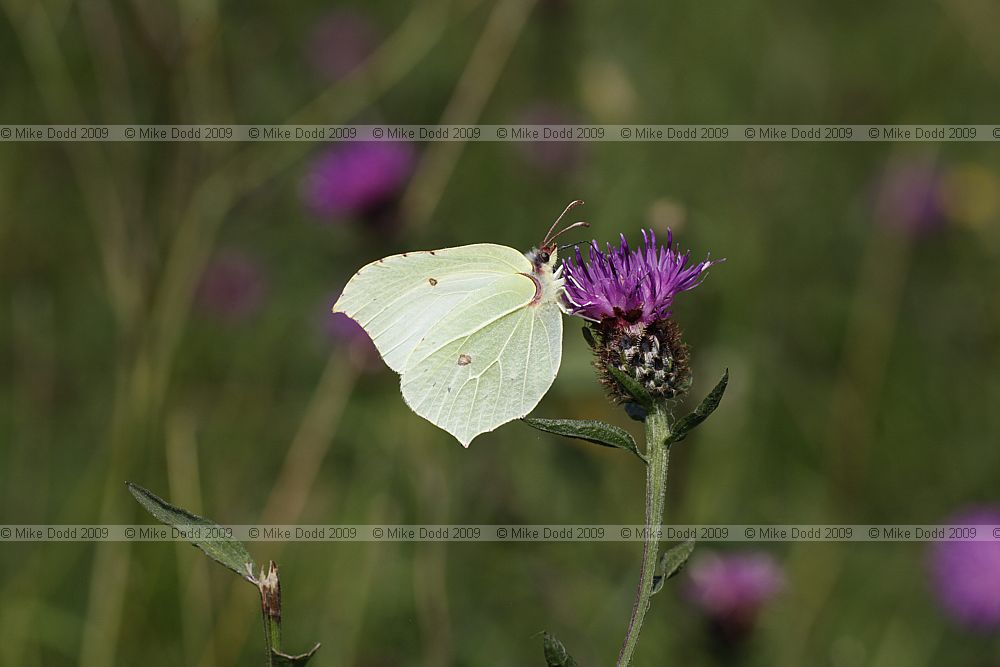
430,251,436,255
428,278,438,286
457,354,473,366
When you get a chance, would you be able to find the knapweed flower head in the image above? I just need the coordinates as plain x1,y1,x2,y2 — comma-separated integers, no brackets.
685,551,784,640
196,249,267,322
928,506,1000,631
564,229,720,403
302,142,414,220
564,229,719,326
874,156,946,236
305,10,379,82
514,102,584,175
324,290,379,370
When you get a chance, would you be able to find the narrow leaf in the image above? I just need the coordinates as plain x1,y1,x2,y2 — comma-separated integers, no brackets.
523,418,642,460
271,644,320,666
667,369,729,445
651,540,695,595
581,325,598,350
607,365,653,408
542,632,581,667
126,481,255,582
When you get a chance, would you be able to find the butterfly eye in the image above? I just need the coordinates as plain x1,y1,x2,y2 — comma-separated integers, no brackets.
538,250,550,264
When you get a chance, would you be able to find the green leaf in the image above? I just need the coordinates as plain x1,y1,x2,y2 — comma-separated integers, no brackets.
667,369,729,445
126,481,255,582
542,632,581,667
607,365,654,408
581,325,598,350
271,644,320,665
651,540,695,595
522,418,643,460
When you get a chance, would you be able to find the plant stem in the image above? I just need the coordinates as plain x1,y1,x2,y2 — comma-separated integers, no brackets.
259,561,281,665
616,404,672,667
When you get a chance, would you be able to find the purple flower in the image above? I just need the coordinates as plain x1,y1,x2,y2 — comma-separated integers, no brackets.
305,10,379,81
928,507,1000,631
302,142,415,220
873,157,946,236
325,311,370,346
323,292,379,369
196,250,267,322
562,229,721,326
514,103,584,174
685,551,784,637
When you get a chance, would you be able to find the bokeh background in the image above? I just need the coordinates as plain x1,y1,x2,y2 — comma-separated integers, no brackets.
3,0,1000,665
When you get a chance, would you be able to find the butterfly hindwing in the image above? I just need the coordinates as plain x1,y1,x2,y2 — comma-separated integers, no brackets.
400,273,562,446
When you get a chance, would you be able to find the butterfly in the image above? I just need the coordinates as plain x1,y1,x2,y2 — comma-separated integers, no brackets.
332,201,589,446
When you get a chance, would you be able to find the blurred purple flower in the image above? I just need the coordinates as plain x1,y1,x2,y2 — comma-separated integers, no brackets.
302,142,415,220
928,507,1000,631
563,229,721,326
325,311,369,346
323,292,380,369
305,10,379,81
515,103,583,174
196,250,267,322
685,551,784,637
874,157,946,236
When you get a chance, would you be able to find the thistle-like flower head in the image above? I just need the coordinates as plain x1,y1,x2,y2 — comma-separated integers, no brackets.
685,551,784,642
302,142,414,220
564,229,721,404
563,229,720,327
928,507,1000,631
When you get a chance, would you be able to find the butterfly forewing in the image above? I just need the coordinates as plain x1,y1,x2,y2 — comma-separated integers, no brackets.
333,244,532,372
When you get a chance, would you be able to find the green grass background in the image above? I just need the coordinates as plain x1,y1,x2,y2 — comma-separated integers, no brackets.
2,0,1000,665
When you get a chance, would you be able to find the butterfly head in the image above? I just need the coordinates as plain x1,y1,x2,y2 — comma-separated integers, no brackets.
532,199,589,272
523,201,590,304
528,245,558,272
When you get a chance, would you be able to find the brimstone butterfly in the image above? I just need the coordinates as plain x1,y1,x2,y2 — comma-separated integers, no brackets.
332,201,589,446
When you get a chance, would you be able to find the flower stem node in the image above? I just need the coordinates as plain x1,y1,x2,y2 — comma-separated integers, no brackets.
594,319,692,404
259,561,281,625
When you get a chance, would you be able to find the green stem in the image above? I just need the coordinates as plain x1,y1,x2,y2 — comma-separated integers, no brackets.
260,608,274,665
263,611,281,664
616,404,671,667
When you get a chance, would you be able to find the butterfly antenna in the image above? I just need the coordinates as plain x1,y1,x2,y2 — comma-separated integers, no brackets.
546,220,590,246
542,200,585,247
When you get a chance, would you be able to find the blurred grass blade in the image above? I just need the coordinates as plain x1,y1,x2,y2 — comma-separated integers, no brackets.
271,644,320,665
522,418,643,460
126,481,256,582
651,540,695,595
607,366,653,408
667,369,729,445
542,632,581,667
